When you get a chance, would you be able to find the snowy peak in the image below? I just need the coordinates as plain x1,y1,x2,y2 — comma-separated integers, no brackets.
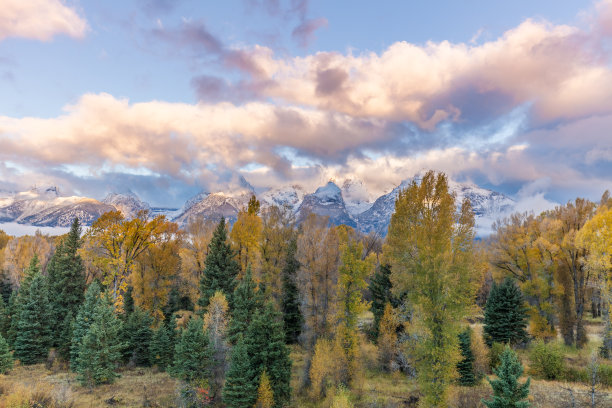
102,192,150,218
297,181,356,228
340,179,374,216
259,184,306,212
313,181,342,202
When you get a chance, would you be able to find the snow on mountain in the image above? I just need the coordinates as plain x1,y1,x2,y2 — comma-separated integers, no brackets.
173,187,254,226
297,181,357,228
0,186,115,227
259,184,306,212
341,179,374,216
102,191,150,219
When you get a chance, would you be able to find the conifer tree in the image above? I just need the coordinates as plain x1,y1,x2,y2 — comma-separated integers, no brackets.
121,307,153,366
57,311,73,361
13,272,52,365
198,218,240,310
245,302,292,408
457,327,476,386
5,291,17,347
484,278,529,346
255,370,275,408
281,238,302,344
369,263,395,339
47,218,86,348
77,293,124,387
171,317,213,384
483,346,531,408
150,324,173,370
228,266,262,344
8,255,41,347
223,336,256,408
0,333,13,373
71,282,102,371
0,295,8,340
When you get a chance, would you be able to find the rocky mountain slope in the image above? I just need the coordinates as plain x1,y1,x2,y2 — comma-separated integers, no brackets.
0,175,515,236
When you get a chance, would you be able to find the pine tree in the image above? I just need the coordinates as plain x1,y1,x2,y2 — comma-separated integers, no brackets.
47,218,86,348
8,256,41,348
0,295,8,340
198,218,240,310
457,327,476,386
245,302,292,408
281,238,302,344
123,285,135,315
5,291,17,347
13,272,52,365
71,282,102,371
483,346,531,408
484,278,529,346
171,317,213,384
77,293,124,387
150,324,173,370
0,333,13,373
121,307,153,366
223,336,257,408
369,263,395,339
228,266,262,344
57,311,73,361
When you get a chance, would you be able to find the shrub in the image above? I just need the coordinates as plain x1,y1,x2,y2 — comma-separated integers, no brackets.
471,327,490,378
488,343,505,371
528,340,564,380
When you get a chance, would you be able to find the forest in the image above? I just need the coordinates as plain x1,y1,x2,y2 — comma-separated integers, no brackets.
0,170,610,408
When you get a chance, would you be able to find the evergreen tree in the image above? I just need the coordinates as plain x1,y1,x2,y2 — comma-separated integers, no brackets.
369,263,395,338
171,317,213,383
484,278,529,346
198,218,239,310
47,218,86,348
457,327,476,386
0,295,8,340
245,302,292,408
483,346,531,408
13,272,52,365
228,266,262,344
163,285,181,318
121,307,153,366
57,311,73,361
281,238,302,344
8,255,41,347
223,336,257,408
5,291,17,347
71,282,102,371
150,324,173,370
123,285,135,315
0,333,13,373
77,293,124,387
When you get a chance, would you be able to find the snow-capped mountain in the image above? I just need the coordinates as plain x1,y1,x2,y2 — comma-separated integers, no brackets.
296,181,357,228
0,186,116,227
102,192,150,219
259,184,306,212
0,175,516,236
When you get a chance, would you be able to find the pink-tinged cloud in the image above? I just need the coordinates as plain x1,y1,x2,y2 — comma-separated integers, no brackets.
292,17,328,47
0,0,87,42
234,9,612,130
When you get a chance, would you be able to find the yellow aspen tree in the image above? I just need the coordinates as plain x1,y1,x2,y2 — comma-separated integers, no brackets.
179,218,217,303
384,171,477,408
378,302,399,372
260,205,296,300
230,196,263,277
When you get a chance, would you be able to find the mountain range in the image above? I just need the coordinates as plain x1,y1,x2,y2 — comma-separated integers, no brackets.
0,174,515,236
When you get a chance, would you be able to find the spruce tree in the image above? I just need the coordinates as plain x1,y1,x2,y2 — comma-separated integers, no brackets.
369,263,395,338
171,317,213,384
150,324,173,370
223,336,257,408
13,272,52,365
484,278,529,346
483,346,531,408
457,327,476,386
281,238,302,344
8,255,42,347
245,302,292,408
198,218,239,310
0,295,8,340
47,218,86,347
71,282,102,371
76,293,124,387
5,291,17,347
0,333,13,373
121,307,153,366
228,266,262,344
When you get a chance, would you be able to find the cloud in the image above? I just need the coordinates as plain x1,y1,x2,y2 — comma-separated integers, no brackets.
292,17,328,47
226,9,612,130
0,0,87,42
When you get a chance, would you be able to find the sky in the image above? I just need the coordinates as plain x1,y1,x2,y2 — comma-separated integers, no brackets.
0,0,611,208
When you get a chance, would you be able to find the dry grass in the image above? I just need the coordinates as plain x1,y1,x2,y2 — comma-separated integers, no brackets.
0,364,177,408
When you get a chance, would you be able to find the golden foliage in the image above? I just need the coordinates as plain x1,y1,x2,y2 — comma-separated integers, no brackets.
230,204,263,277
2,232,53,289
378,303,399,372
179,218,217,304
259,205,295,299
255,370,274,408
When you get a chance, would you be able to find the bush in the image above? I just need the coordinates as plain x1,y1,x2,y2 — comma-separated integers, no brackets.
597,363,612,387
528,340,564,380
488,343,505,371
471,327,490,378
